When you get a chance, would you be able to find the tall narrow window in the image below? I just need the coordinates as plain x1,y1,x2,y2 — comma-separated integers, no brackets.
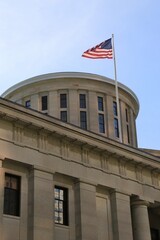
41,95,48,111
114,118,119,138
60,94,67,108
80,111,87,130
25,100,31,108
61,111,67,122
98,97,104,111
99,114,105,133
98,96,105,133
125,108,130,143
4,174,21,216
113,101,119,138
127,125,130,144
113,101,118,116
79,94,86,108
125,108,129,122
54,186,68,225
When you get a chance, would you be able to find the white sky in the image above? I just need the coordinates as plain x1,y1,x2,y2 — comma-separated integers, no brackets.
0,0,160,150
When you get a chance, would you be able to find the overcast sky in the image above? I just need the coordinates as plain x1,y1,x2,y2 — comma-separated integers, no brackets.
0,0,160,150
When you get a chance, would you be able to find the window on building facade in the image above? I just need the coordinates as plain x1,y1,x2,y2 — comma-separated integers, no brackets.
98,96,104,111
3,174,21,216
60,111,67,122
125,108,130,144
114,118,119,138
60,94,67,108
113,101,119,138
97,96,105,133
41,95,48,111
125,108,128,122
99,113,105,133
79,94,86,108
127,125,130,144
80,111,87,130
54,186,68,225
25,100,31,108
113,101,118,116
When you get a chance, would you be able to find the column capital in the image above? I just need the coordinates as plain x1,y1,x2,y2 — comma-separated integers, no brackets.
131,197,150,207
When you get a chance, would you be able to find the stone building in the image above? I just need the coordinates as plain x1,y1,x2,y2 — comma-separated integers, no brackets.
0,72,160,240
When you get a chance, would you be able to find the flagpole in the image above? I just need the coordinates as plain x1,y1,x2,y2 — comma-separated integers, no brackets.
112,34,122,142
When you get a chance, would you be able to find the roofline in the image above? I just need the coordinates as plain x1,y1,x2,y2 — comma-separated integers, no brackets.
1,71,139,110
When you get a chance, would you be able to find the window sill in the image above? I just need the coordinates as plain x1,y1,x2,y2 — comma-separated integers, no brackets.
3,214,20,220
55,223,69,229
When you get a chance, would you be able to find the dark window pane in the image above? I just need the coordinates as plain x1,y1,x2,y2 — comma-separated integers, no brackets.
80,94,86,108
113,101,117,116
54,186,68,226
25,100,31,108
4,174,20,216
127,125,130,144
98,97,104,111
61,111,67,122
60,94,67,108
80,111,87,130
125,108,129,122
99,114,105,133
42,96,48,111
114,118,119,138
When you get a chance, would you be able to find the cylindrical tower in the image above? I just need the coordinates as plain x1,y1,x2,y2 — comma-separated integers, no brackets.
1,72,139,147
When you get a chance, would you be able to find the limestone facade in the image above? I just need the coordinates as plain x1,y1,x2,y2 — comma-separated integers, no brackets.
1,72,139,147
0,72,160,240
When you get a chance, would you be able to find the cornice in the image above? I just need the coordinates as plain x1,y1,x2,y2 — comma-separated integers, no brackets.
0,97,159,170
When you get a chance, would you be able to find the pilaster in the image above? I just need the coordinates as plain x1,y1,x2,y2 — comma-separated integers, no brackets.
88,91,98,132
68,89,79,126
110,191,133,240
28,167,54,240
74,180,98,240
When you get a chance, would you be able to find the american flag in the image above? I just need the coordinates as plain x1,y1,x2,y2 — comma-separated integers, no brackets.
82,38,113,59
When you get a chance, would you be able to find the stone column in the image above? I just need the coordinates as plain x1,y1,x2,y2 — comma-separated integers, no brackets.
110,191,133,240
75,180,98,240
131,199,151,240
28,168,54,240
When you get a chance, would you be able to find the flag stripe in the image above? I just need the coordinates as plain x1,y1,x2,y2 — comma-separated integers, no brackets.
82,38,113,59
